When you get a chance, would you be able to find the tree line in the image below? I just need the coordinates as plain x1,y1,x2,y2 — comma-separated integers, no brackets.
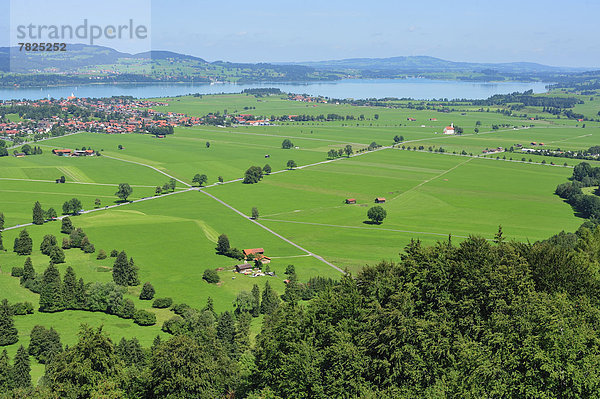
5,222,600,396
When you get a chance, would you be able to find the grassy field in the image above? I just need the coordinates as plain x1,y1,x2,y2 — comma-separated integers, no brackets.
0,92,595,381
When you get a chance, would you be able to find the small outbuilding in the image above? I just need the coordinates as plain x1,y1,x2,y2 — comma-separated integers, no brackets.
345,198,356,204
235,263,253,273
375,197,386,203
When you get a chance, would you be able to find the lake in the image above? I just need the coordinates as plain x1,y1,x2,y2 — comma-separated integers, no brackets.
0,78,550,101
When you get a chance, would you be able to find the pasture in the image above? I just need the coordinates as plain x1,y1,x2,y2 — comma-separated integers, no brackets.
0,92,595,379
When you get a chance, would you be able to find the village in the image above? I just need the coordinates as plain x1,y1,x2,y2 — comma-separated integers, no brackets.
0,96,203,139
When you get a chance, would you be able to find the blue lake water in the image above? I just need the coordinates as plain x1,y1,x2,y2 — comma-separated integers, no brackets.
0,78,550,101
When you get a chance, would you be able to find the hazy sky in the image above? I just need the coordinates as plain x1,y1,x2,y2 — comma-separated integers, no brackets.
1,0,599,67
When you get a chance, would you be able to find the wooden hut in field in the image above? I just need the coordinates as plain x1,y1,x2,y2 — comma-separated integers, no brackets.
345,198,356,204
375,197,386,203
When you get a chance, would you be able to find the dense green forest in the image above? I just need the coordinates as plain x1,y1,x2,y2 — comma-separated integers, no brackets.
2,222,600,398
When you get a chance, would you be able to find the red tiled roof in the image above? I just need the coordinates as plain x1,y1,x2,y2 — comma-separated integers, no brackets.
243,248,264,256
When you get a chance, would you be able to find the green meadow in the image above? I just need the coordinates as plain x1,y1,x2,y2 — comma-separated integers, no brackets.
0,92,596,380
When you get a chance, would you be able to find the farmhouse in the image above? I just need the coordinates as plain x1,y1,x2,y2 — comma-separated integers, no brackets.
443,123,455,135
243,248,264,257
52,149,72,156
375,197,386,203
345,198,356,204
72,150,95,156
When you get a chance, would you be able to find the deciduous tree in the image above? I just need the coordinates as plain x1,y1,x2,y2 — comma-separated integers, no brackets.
115,183,133,201
367,206,387,224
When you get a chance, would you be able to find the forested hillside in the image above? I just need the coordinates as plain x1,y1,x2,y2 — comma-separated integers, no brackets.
3,224,600,398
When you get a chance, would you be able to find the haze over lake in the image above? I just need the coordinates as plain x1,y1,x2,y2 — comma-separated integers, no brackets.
0,78,550,101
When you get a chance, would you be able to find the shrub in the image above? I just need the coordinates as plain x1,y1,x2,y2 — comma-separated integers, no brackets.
11,302,34,315
117,299,135,319
203,269,220,284
83,243,95,253
162,316,185,335
139,282,155,300
133,309,156,326
171,303,191,316
152,297,173,309
11,267,24,277
97,249,107,260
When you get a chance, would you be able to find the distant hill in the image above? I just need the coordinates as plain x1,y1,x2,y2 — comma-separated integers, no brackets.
286,55,589,74
0,44,339,86
0,45,595,87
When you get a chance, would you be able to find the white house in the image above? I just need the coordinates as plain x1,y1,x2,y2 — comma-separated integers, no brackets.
443,123,455,135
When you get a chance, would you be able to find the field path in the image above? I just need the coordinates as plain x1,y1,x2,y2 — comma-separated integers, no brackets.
199,189,346,274
0,177,165,188
390,157,473,201
1,188,194,232
7,131,84,150
102,154,192,187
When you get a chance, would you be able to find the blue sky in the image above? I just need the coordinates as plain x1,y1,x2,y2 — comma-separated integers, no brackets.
1,0,599,67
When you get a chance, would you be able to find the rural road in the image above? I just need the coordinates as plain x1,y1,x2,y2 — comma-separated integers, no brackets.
1,187,194,232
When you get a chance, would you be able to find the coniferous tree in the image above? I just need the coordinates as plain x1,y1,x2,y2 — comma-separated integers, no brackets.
112,251,129,286
49,246,65,264
74,278,86,310
203,297,216,317
44,325,122,396
282,272,301,303
62,266,77,309
28,325,47,360
40,234,58,255
251,284,261,317
13,229,32,255
43,328,63,363
32,201,45,225
234,312,252,357
0,212,4,230
0,299,18,346
216,311,236,352
61,217,73,234
117,337,145,367
139,282,155,300
0,349,10,392
12,345,31,389
39,263,63,313
127,257,139,286
21,257,35,285
152,335,162,352
0,231,3,251
260,281,280,315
